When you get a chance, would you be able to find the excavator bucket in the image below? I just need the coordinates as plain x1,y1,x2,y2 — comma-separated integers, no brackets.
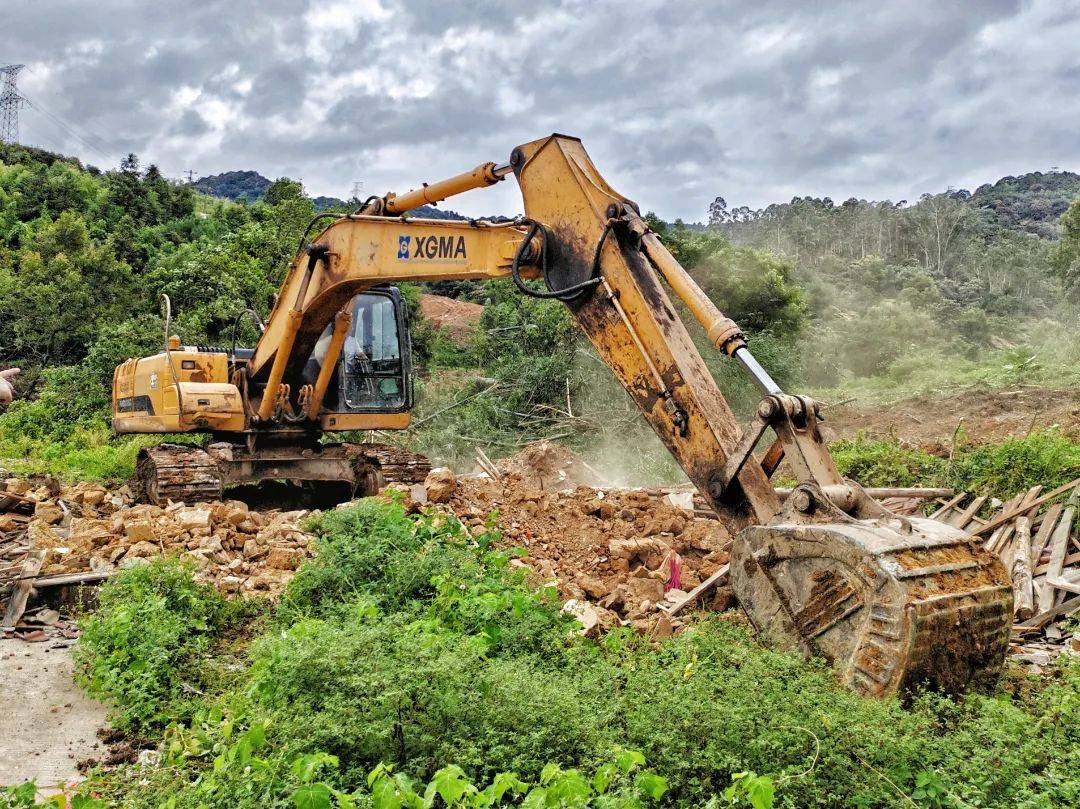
730,486,1013,696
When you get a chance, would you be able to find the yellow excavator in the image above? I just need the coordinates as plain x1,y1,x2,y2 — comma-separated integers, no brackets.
112,134,1011,696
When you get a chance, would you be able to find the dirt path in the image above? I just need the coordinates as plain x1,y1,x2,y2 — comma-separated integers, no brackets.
0,640,108,791
823,386,1080,448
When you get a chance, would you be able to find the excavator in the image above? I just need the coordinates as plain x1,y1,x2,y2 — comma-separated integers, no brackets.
112,134,1012,697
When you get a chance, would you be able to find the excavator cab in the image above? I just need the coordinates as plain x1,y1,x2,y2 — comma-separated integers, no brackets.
306,288,413,415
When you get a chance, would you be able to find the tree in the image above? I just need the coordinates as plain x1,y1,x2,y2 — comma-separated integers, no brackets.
1051,197,1080,296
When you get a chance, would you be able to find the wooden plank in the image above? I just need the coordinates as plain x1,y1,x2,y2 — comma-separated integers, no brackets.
1037,489,1078,614
1029,503,1062,566
775,487,954,500
929,492,966,520
971,478,1080,537
1016,593,1080,629
1,548,46,628
991,486,1042,556
984,494,1022,552
947,494,986,529
1046,576,1080,595
1012,517,1034,619
31,570,113,588
660,564,729,617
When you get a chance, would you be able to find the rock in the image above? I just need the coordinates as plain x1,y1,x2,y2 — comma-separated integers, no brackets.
424,467,457,504
649,614,674,640
580,499,615,520
576,574,609,600
176,508,212,531
624,576,665,606
34,501,65,525
29,608,61,625
126,541,159,558
0,514,21,532
124,521,155,543
665,491,695,510
266,546,304,571
119,556,151,569
562,598,602,637
89,555,115,573
5,478,31,495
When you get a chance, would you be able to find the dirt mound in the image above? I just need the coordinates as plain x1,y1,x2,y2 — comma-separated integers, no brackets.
3,478,316,599
434,471,733,636
419,294,483,343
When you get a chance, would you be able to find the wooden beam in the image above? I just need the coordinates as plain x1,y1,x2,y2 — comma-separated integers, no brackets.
1037,489,1078,614
2,549,45,628
947,494,986,529
972,478,1080,538
660,564,730,617
1012,517,1034,619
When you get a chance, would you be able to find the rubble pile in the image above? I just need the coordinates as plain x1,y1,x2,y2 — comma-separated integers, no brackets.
422,450,736,639
928,480,1080,671
1,476,317,627
425,442,1080,659
491,439,600,491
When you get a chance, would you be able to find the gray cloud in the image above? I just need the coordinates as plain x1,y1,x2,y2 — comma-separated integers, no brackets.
3,0,1078,219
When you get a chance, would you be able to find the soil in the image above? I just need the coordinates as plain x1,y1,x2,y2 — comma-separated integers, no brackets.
419,294,483,343
823,386,1080,448
423,443,738,634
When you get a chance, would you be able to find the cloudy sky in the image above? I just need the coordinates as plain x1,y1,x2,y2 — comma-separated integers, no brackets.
4,0,1079,219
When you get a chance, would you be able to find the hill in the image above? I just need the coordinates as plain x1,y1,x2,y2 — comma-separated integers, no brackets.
191,170,269,202
193,168,467,218
971,170,1080,238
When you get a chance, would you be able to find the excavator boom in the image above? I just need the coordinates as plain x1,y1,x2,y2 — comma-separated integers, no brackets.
113,134,1011,696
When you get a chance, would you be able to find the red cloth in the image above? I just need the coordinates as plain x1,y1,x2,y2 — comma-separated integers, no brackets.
665,552,682,592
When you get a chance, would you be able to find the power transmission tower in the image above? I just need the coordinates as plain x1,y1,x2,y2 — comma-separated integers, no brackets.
0,64,26,145
351,180,364,199
185,169,196,183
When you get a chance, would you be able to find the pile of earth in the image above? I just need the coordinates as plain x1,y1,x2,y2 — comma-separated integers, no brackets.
420,442,735,638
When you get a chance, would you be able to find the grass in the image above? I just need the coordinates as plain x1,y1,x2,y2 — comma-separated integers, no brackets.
65,498,1080,808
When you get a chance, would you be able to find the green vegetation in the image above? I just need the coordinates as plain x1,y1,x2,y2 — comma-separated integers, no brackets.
75,558,258,731
59,498,1079,808
832,427,1080,501
1,143,1078,484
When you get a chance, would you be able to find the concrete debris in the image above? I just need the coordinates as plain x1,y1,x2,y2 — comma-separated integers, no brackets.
0,477,318,614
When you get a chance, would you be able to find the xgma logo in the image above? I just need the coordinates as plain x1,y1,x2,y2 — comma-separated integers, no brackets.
396,234,467,261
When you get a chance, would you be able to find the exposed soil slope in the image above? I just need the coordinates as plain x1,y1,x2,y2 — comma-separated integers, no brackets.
824,386,1080,448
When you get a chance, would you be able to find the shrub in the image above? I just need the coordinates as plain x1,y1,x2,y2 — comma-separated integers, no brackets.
949,428,1080,496
75,558,241,729
831,434,948,488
